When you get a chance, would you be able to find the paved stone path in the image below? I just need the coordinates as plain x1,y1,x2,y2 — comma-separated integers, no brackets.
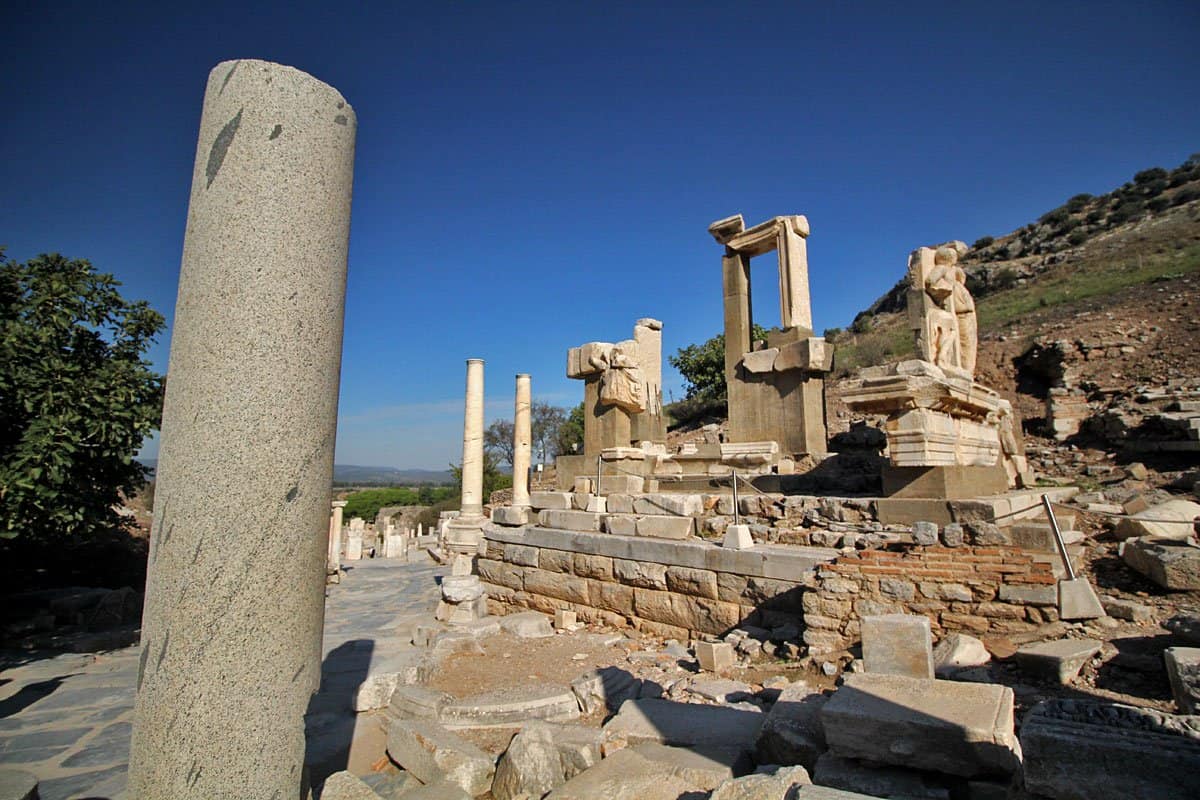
0,557,446,799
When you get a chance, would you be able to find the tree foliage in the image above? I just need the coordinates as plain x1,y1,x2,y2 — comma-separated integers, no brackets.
450,451,512,500
554,403,585,457
0,251,164,541
668,326,768,400
531,400,566,464
342,485,454,521
483,418,515,465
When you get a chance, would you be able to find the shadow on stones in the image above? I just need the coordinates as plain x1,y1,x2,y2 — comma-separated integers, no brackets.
0,676,71,718
755,452,885,496
304,638,375,784
1092,634,1174,701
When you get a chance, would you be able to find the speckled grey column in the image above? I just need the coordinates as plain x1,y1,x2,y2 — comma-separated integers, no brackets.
511,374,532,507
129,60,355,800
444,359,486,552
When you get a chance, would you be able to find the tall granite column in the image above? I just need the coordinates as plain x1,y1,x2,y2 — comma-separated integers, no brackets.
128,60,355,799
328,499,348,570
511,373,532,507
444,359,486,552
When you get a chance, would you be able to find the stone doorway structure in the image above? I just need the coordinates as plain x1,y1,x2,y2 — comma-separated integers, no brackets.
708,213,832,457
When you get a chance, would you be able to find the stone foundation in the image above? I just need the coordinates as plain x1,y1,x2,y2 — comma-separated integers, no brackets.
804,545,1058,654
478,523,833,639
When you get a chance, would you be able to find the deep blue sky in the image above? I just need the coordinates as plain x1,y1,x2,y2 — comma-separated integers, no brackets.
3,1,1197,468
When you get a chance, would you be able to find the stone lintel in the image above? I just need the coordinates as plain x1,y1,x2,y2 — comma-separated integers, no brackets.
724,215,810,256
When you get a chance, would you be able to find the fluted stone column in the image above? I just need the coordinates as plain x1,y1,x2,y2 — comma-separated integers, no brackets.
445,359,486,552
328,499,347,569
512,373,532,507
129,60,355,800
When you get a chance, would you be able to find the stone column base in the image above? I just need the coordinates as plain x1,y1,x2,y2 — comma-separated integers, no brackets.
443,515,486,554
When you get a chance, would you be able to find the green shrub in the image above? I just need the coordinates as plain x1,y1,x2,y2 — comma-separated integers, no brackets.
1039,208,1070,227
992,268,1019,290
1065,193,1094,212
1068,229,1088,246
1147,195,1170,213
1173,187,1200,206
972,235,995,249
850,314,872,334
1134,167,1168,185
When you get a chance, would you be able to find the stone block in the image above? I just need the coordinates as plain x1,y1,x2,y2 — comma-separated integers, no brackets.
600,474,645,494
476,559,523,591
754,682,827,771
571,553,613,580
997,584,1056,606
389,685,453,720
585,495,607,513
613,559,668,589
530,492,574,511
932,633,990,677
539,509,605,532
544,747,704,800
523,569,590,605
1164,647,1200,714
1164,614,1200,645
941,522,965,547
1020,699,1200,800
570,666,641,715
491,506,530,526
441,575,483,603
820,673,1021,777
321,771,385,799
439,684,580,727
813,753,950,799
386,718,496,796
491,722,600,800
861,614,934,679
636,515,695,540
912,521,938,546
708,767,815,800
1122,537,1200,590
696,641,735,673
1014,638,1102,684
554,609,577,630
602,698,764,755
498,610,554,638
1101,596,1153,622
723,523,755,549
504,543,540,567
633,493,704,517
605,515,638,536
1114,499,1200,540
607,493,635,513
665,566,719,599
742,348,779,374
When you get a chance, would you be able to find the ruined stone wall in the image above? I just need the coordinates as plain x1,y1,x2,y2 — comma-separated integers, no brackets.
477,526,812,640
804,546,1058,655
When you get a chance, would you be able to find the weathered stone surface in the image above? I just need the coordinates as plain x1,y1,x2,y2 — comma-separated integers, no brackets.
754,682,827,771
320,771,383,799
941,523,964,547
128,58,356,800
539,509,605,532
498,610,554,638
1014,638,1101,685
570,666,641,714
543,747,700,800
440,684,580,727
724,523,755,550
491,723,568,800
1164,647,1200,714
572,553,614,581
530,492,574,510
821,674,1021,777
633,742,741,790
613,559,668,589
603,698,764,756
1122,537,1200,590
1020,699,1200,800
1101,596,1153,622
690,678,754,703
0,770,38,800
504,543,540,567
708,766,813,800
1114,499,1200,540
491,506,530,526
695,640,734,673
637,515,695,540
354,670,406,712
441,575,484,603
912,521,939,546
633,494,704,517
862,614,934,679
665,566,719,599
389,685,452,720
386,718,496,796
932,633,990,677
813,753,949,799
523,569,591,605
395,781,472,800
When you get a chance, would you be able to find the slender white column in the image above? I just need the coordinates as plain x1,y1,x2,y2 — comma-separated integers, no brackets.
445,359,486,552
328,499,347,568
512,374,532,507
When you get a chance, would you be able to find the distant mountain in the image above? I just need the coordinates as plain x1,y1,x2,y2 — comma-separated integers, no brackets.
137,458,452,486
333,464,454,486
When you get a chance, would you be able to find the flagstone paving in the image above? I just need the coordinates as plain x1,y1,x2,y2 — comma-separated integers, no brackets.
0,557,446,799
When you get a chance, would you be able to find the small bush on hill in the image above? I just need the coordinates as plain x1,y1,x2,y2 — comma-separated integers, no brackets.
1134,167,1168,185
1066,193,1094,212
972,235,994,249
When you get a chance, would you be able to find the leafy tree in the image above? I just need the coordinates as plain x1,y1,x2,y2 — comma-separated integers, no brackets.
483,418,515,466
531,400,566,464
450,451,512,500
554,403,585,456
0,251,164,542
668,325,768,400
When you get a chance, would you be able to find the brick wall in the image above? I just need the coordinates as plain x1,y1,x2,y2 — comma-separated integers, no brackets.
804,546,1058,655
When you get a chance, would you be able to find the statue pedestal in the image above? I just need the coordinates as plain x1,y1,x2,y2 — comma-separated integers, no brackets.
844,360,1005,479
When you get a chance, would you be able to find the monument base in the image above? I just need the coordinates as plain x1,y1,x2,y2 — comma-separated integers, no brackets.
443,514,486,554
882,463,1010,499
